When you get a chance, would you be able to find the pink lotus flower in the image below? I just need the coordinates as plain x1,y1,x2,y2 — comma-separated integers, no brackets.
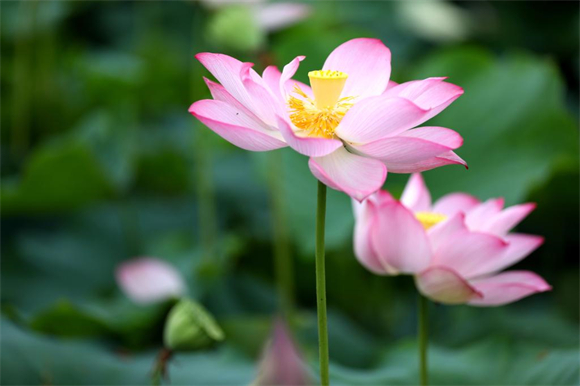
189,38,465,201
353,173,551,306
116,258,186,304
254,319,311,385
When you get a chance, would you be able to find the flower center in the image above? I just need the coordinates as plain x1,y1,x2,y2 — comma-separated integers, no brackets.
415,212,447,230
287,70,355,139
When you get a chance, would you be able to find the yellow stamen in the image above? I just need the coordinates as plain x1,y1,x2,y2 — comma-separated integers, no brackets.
287,70,354,139
416,212,447,230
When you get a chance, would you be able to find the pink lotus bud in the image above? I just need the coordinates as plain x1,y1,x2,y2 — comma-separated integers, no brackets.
116,258,186,304
255,320,312,385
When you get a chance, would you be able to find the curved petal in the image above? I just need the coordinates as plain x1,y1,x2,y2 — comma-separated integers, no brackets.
263,65,283,100
477,203,537,237
473,233,544,276
416,266,482,305
465,198,505,231
190,100,287,151
384,150,467,173
351,136,455,164
433,229,509,279
242,73,285,126
432,192,480,217
116,258,186,304
427,212,467,252
335,96,430,144
280,56,305,98
370,200,432,274
401,173,432,213
353,198,397,275
323,38,391,100
383,77,464,122
352,190,394,219
277,117,342,157
204,77,268,130
400,126,463,148
196,53,259,114
468,271,551,306
309,147,387,202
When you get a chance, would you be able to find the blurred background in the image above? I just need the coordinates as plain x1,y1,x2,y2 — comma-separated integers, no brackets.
1,1,579,385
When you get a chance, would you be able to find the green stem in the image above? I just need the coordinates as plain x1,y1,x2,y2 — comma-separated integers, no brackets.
315,181,330,385
418,293,429,386
267,151,294,320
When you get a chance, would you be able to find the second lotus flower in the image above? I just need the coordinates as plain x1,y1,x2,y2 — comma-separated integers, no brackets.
190,38,465,201
353,174,551,306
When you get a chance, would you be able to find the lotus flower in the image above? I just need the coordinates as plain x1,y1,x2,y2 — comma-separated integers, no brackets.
189,38,465,201
116,257,186,304
353,174,551,306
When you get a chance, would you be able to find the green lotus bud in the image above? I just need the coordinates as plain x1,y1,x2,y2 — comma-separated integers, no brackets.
163,298,224,351
207,5,265,52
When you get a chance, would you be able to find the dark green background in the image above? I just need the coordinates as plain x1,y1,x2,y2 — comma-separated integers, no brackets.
1,1,578,385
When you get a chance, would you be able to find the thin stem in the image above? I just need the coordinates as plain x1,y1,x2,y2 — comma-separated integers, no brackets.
418,293,429,386
267,151,294,320
315,181,330,385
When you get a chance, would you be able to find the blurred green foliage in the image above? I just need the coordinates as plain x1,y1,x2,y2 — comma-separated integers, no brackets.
1,1,578,385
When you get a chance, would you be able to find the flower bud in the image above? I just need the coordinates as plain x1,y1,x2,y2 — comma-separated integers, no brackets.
163,299,224,351
206,5,265,52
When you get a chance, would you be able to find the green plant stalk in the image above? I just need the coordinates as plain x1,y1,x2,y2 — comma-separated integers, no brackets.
191,7,218,268
315,181,330,385
267,151,295,320
11,0,38,158
418,292,429,386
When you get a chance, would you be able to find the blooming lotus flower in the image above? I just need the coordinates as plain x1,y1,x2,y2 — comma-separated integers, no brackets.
189,38,465,201
254,319,311,385
353,174,551,306
116,258,186,304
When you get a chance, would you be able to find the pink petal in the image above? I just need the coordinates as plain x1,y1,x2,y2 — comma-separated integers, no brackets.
204,77,267,130
352,135,456,164
400,126,463,149
242,72,285,126
263,65,283,101
116,258,186,304
352,190,394,219
432,192,480,217
280,56,305,98
416,266,482,304
384,150,467,173
383,77,464,122
427,212,467,252
432,229,508,279
323,38,391,100
477,203,537,237
256,3,311,32
370,200,432,274
401,173,432,212
473,233,544,276
308,147,387,202
196,53,259,114
464,198,505,231
276,117,342,157
353,197,397,275
190,99,287,151
385,80,398,92
468,271,551,306
335,96,430,144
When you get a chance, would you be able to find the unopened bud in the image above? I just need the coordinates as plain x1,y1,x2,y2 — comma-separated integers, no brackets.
163,298,224,351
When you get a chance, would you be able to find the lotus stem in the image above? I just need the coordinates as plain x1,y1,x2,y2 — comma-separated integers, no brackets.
418,292,429,386
315,181,330,385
